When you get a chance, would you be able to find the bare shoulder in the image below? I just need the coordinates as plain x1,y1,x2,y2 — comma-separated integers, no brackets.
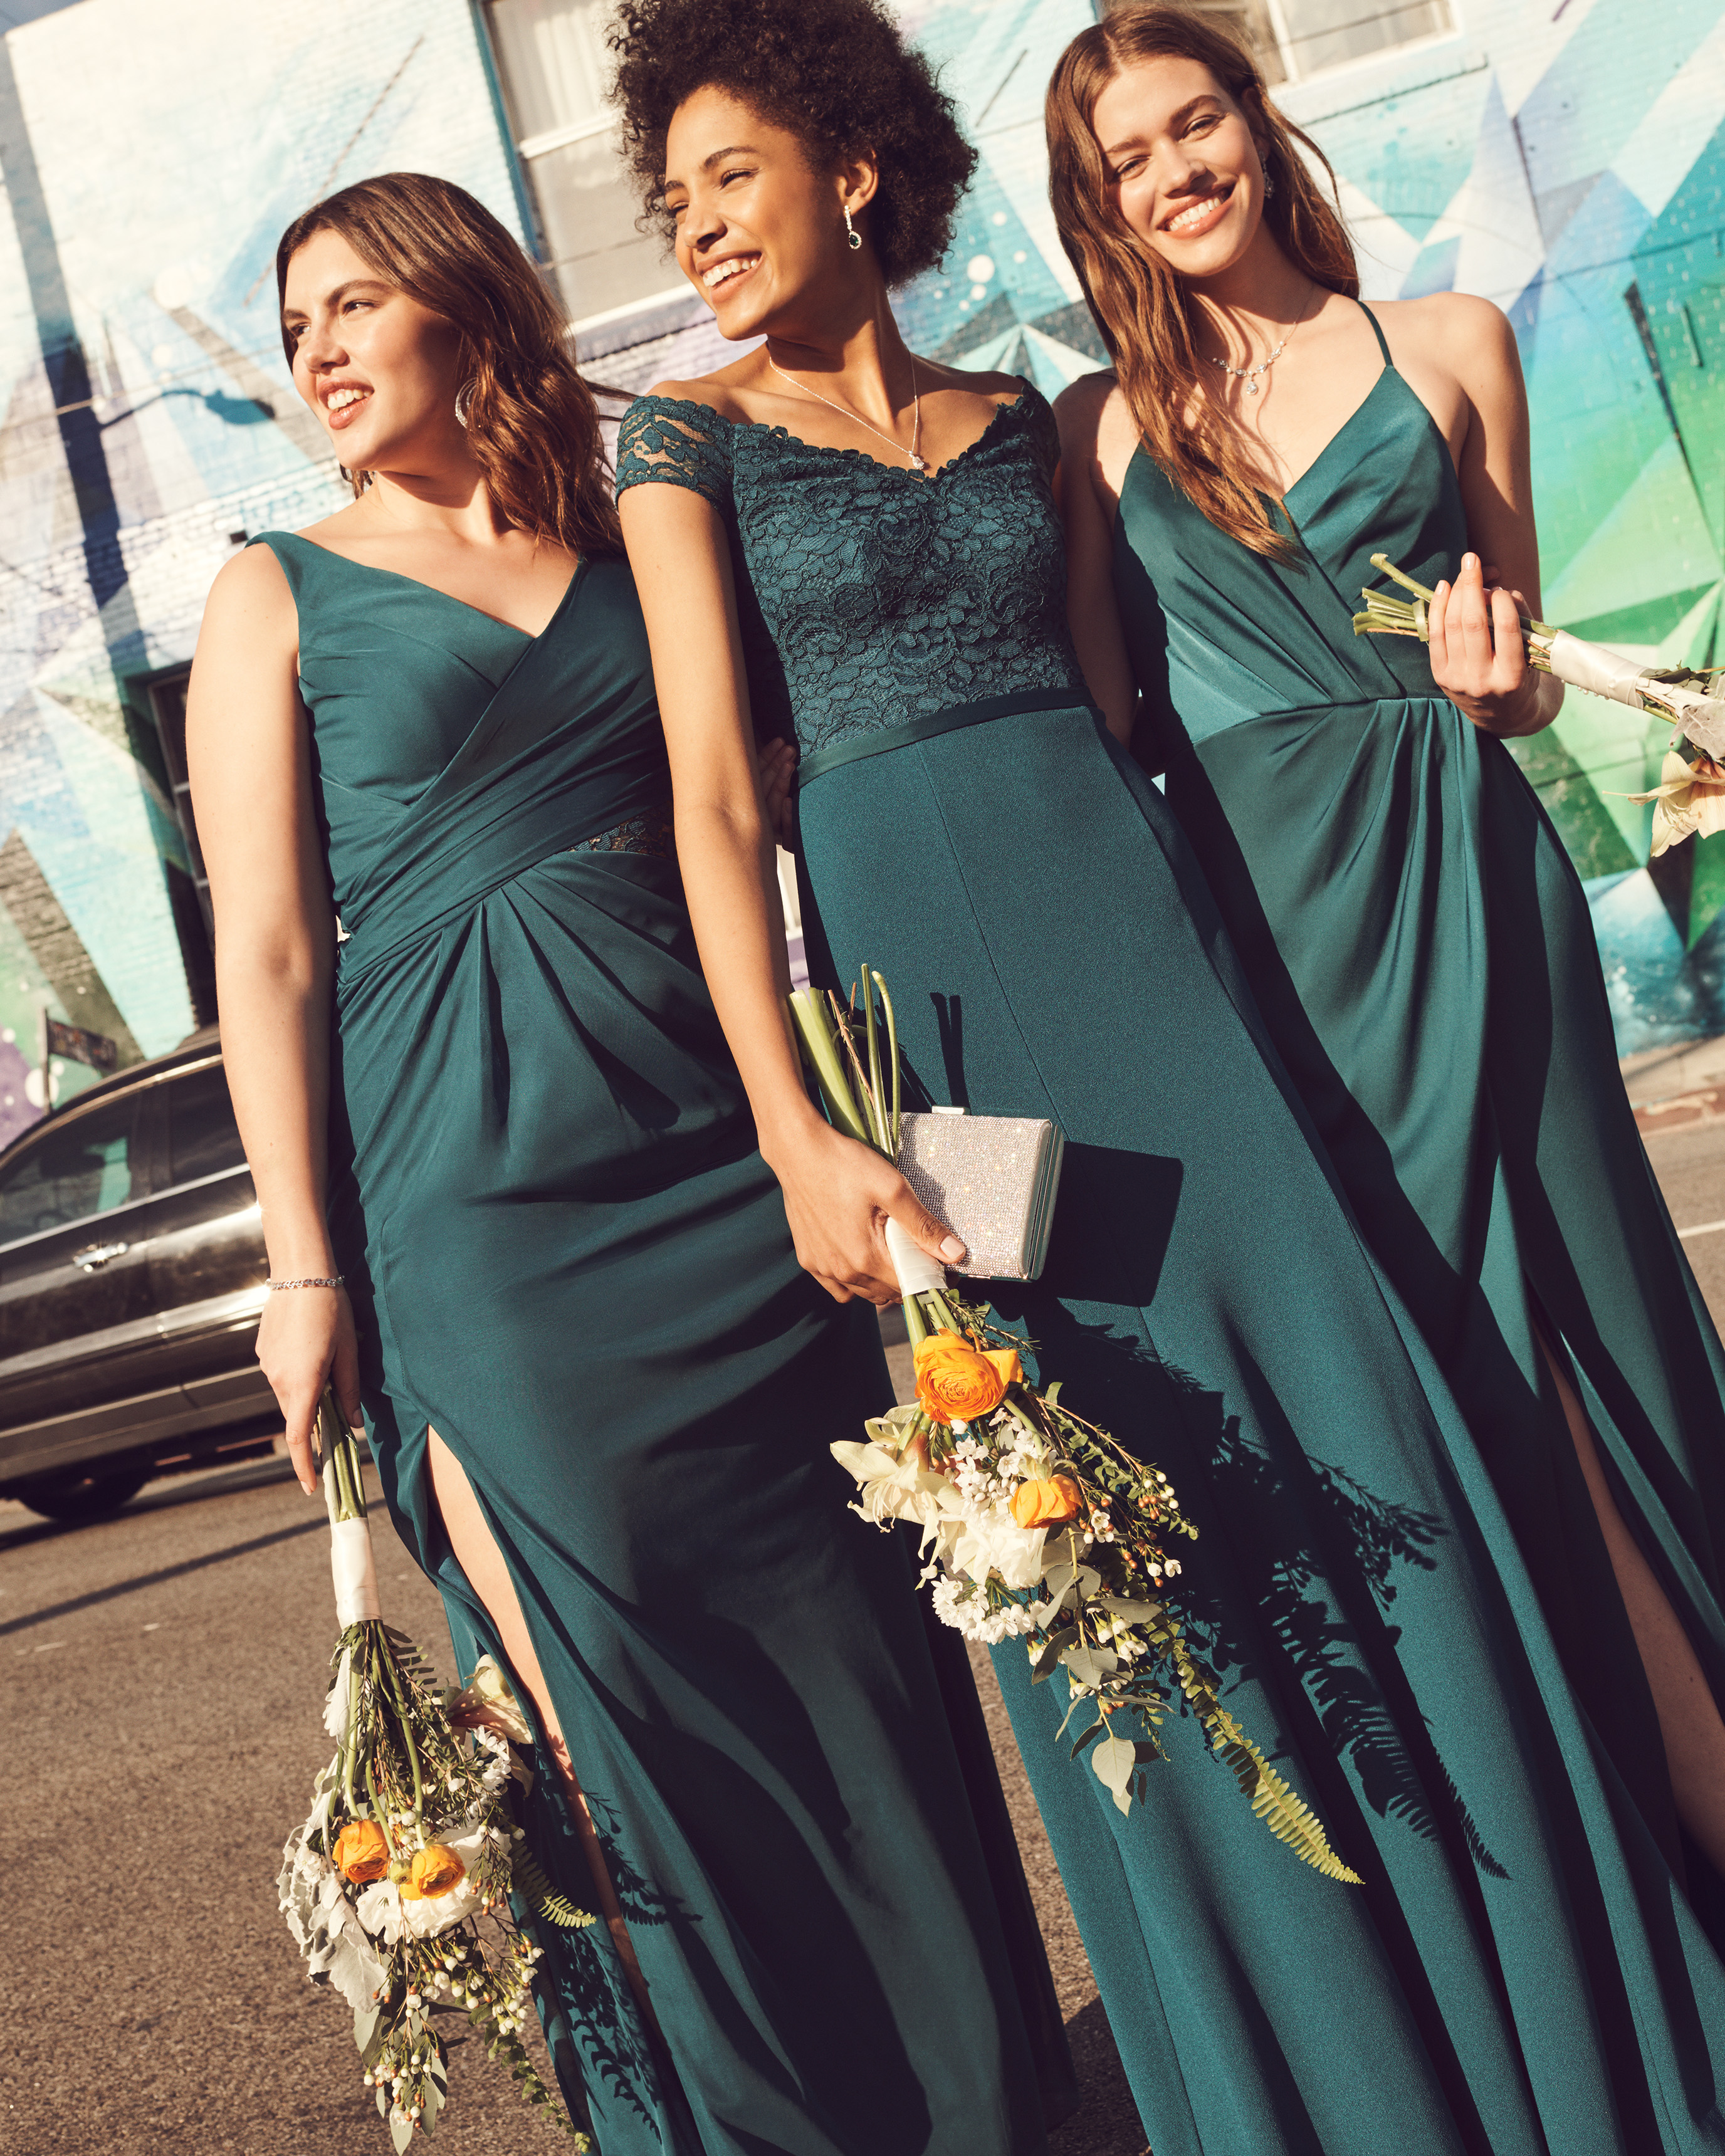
1053,369,1122,440
201,541,295,635
641,371,754,422
1373,293,1518,379
910,358,1029,404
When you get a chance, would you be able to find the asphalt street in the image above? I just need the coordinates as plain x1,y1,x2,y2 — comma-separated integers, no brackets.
0,1421,1142,2156
8,1111,1723,2156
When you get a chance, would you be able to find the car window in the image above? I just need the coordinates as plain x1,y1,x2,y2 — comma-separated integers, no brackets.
0,1101,139,1244
167,1064,248,1185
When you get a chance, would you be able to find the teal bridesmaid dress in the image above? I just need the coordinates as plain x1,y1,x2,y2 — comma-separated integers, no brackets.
618,383,1725,2155
248,533,1058,2156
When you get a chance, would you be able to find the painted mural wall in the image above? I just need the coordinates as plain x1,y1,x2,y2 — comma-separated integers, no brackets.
0,0,1720,1163
0,0,527,1144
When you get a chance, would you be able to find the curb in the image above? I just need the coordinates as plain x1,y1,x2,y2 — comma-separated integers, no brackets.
1635,1086,1725,1138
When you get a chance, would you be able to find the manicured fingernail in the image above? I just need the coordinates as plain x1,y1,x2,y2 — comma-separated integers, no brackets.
940,1235,967,1262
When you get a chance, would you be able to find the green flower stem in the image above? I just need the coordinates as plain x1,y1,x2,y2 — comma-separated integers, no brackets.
902,1291,930,1349
787,990,874,1146
861,962,888,1152
377,1626,426,1826
873,972,901,1154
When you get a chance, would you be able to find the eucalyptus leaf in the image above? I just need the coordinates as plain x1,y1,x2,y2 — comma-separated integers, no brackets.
391,2106,416,2153
1070,1720,1108,1760
1093,1733,1138,1814
1062,1644,1120,1690
1031,1625,1077,1682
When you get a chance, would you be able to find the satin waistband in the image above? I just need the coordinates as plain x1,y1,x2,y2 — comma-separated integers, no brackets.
795,687,1105,785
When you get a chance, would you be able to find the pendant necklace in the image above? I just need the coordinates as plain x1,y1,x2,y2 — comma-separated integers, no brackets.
1204,285,1314,397
767,351,926,471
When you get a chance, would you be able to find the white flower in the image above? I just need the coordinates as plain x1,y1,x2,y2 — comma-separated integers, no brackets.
933,1487,1051,1591
354,1823,495,1942
831,1436,947,1530
446,1654,533,1747
930,1574,1039,1643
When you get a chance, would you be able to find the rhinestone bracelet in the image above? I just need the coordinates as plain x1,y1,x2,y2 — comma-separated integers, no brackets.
268,1274,346,1291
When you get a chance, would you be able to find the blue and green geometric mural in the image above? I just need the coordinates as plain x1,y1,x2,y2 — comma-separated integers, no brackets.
1,0,1722,1158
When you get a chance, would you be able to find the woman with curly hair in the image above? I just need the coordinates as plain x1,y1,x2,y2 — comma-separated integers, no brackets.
1044,9,1725,2151
187,170,1054,2156
606,3,1705,2149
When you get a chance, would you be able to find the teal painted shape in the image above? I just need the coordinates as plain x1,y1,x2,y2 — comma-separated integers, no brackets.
1400,234,1459,299
1303,66,1493,243
1632,122,1725,557
1514,0,1724,207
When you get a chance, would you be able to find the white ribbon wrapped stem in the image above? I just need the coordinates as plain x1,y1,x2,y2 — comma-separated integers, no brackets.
884,1215,948,1298
330,1515,382,1626
1546,631,1654,709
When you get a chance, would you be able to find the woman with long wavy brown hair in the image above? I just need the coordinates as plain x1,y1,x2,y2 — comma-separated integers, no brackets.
1049,9,1725,2150
184,170,1052,2155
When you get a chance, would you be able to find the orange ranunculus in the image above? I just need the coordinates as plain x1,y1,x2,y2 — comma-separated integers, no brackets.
1009,1475,1083,1529
333,1818,391,1884
401,1844,467,1901
913,1331,1020,1425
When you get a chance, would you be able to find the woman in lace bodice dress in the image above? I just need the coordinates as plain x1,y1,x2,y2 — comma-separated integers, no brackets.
186,172,1059,2156
607,4,1725,2152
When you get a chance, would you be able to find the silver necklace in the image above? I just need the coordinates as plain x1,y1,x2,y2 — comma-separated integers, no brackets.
766,352,925,471
1203,291,1311,397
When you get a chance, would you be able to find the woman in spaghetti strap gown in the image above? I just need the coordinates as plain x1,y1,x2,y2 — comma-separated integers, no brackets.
611,3,1725,2150
185,171,1060,2156
1044,5,1725,2147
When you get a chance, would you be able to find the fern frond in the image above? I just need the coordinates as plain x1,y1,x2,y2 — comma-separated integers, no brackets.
1169,1635,1361,1883
513,1846,598,1928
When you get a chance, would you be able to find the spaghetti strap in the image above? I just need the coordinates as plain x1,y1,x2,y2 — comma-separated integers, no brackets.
1357,298,1393,365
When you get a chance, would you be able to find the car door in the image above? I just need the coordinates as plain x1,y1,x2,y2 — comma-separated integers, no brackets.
0,1087,164,1465
145,1059,269,1415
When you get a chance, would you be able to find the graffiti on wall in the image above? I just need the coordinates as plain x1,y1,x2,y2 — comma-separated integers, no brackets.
0,0,527,1144
1,0,1722,1159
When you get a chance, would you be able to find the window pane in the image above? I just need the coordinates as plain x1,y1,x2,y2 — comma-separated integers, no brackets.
1279,0,1452,75
0,1102,137,1243
488,0,609,140
529,135,671,319
167,1065,247,1186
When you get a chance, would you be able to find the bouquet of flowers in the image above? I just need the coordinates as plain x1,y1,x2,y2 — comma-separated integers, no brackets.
790,974,1360,1881
1356,553,1725,853
278,1391,595,2150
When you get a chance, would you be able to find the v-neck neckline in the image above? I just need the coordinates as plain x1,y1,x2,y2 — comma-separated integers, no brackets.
290,536,585,644
1278,365,1396,509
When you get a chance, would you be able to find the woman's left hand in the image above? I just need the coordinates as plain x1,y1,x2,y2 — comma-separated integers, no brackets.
1427,552,1546,737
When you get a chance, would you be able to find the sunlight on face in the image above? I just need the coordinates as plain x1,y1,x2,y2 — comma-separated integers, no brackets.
281,228,465,468
1091,56,1266,284
663,85,851,340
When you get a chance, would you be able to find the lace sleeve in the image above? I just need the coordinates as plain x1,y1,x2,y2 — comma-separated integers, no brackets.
616,395,735,510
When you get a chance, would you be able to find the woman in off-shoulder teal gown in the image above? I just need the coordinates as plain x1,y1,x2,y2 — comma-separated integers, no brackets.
619,360,1723,2155
623,332,1725,2156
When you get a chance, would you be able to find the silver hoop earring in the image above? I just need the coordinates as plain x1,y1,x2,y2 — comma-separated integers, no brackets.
454,380,476,429
843,205,862,253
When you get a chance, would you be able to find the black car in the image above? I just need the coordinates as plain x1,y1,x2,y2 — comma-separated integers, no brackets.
0,1028,277,1521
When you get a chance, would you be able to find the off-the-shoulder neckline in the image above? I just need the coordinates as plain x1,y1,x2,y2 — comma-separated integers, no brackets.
627,387,1036,482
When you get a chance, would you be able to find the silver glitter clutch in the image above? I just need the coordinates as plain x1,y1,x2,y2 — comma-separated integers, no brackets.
896,1108,1066,1282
